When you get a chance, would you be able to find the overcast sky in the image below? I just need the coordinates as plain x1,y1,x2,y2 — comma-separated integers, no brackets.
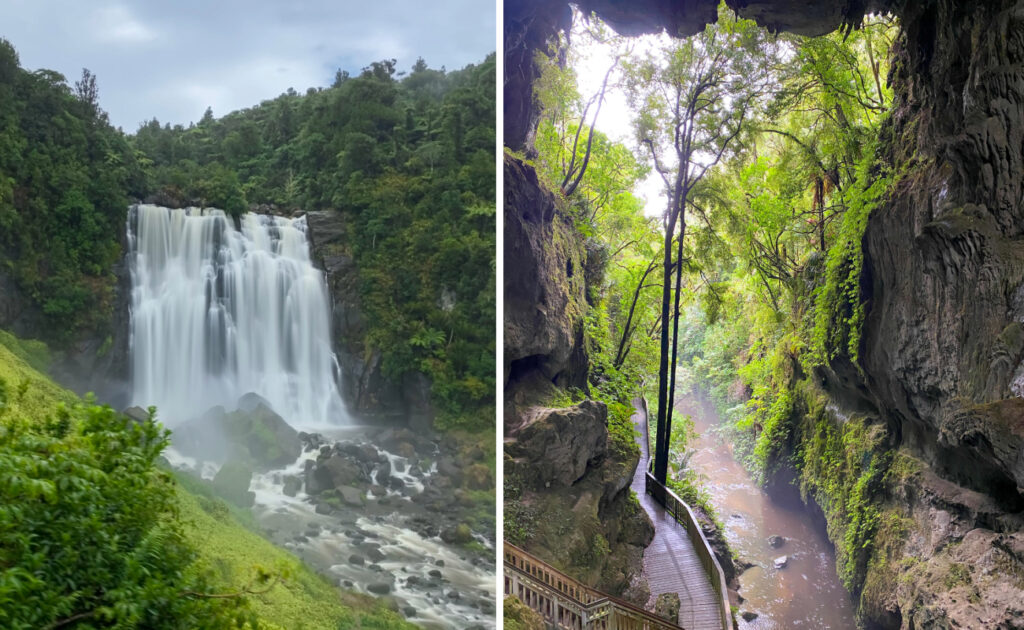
574,20,667,216
0,1,495,131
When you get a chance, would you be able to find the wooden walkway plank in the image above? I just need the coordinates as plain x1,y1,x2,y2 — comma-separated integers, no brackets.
631,402,724,630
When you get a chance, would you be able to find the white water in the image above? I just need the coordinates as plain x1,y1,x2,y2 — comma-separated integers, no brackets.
128,204,347,427
248,450,494,630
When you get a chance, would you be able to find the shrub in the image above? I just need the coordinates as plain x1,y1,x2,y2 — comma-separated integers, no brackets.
0,402,252,629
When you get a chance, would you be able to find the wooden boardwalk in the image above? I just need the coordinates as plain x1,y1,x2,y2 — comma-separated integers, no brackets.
631,402,724,630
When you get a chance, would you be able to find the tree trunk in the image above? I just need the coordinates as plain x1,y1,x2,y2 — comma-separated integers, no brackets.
653,197,679,484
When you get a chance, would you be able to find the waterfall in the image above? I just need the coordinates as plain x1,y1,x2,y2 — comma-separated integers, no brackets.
128,204,348,427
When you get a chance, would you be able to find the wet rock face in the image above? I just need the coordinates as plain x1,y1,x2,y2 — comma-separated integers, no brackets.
304,210,434,428
506,400,608,487
860,0,1024,501
504,155,589,391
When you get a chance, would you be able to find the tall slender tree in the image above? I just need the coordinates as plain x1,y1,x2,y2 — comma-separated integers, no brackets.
624,12,777,484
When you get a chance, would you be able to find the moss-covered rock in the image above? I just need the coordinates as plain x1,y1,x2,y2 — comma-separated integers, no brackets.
503,596,545,630
212,459,255,508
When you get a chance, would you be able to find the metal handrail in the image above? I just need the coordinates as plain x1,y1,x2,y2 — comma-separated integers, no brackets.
641,398,735,630
504,542,685,630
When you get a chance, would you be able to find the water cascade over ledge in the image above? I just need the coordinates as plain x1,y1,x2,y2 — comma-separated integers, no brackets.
128,204,348,427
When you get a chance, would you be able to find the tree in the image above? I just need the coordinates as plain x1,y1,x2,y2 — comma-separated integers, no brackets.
624,10,778,483
73,68,99,109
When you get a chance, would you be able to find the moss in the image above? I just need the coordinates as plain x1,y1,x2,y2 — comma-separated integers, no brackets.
750,387,795,482
606,400,639,460
503,596,545,630
547,387,585,408
944,563,972,590
793,381,889,592
884,450,923,484
859,508,915,620
503,469,538,546
570,532,610,567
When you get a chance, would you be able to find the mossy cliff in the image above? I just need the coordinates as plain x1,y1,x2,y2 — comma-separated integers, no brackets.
503,153,653,602
720,3,1024,624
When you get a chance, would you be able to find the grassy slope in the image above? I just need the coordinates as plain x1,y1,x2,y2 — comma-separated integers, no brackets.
0,332,416,630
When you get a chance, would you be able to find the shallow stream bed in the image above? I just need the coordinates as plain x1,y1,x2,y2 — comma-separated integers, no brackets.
679,393,856,629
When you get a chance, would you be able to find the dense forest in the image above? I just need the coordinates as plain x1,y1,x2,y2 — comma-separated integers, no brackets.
0,38,495,429
0,36,493,629
528,4,893,516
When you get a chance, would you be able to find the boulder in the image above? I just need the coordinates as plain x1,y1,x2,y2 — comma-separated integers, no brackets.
465,464,493,490
212,460,255,508
367,582,392,595
767,535,785,548
222,399,302,469
282,475,302,497
237,392,272,413
339,485,364,507
655,592,680,622
773,555,788,569
506,400,608,487
440,523,474,545
315,454,366,490
172,399,301,470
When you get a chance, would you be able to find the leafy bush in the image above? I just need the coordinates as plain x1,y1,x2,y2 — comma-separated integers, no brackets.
0,402,252,629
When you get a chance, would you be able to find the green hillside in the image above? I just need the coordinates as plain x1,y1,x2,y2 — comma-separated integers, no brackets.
0,331,415,629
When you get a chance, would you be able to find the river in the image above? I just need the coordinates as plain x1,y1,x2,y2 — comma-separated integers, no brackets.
678,392,857,629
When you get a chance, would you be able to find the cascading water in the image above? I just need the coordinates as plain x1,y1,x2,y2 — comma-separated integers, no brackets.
128,204,494,628
128,204,347,427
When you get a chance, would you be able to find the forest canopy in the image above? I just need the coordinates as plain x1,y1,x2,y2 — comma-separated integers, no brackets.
0,39,496,429
524,5,896,577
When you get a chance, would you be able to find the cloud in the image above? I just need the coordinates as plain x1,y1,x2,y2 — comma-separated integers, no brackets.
92,5,157,44
0,0,495,130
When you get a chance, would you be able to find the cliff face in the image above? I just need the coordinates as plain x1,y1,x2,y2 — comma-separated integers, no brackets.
504,155,589,394
305,210,433,429
848,2,1024,625
504,153,652,601
861,0,1024,501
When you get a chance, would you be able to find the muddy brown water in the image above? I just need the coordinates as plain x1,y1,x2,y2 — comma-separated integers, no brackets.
678,392,857,629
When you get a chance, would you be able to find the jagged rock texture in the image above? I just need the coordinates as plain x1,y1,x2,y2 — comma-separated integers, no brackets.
504,155,589,392
305,210,434,428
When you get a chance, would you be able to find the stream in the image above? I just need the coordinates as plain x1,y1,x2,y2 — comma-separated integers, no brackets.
678,392,857,629
168,425,496,630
